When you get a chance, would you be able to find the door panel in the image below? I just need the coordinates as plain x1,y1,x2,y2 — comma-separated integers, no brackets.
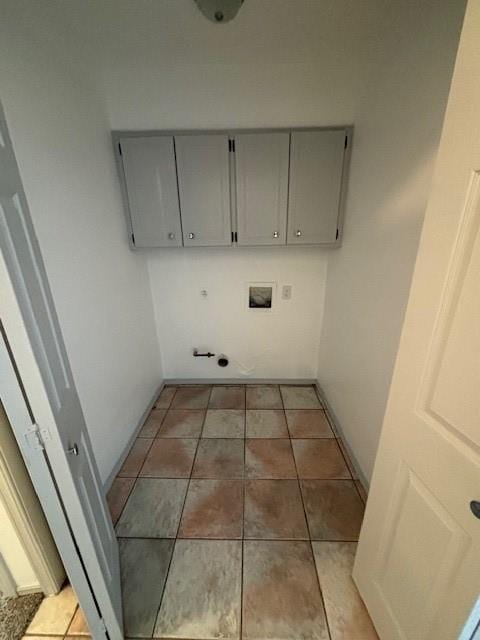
235,133,289,245
175,134,232,246
120,136,182,247
353,4,480,639
0,109,123,638
287,129,346,244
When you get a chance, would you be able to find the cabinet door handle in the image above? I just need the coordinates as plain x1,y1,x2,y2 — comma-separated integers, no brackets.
295,229,302,237
188,233,195,240
168,232,175,240
273,231,279,238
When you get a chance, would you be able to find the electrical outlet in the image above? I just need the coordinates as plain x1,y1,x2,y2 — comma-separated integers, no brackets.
281,285,292,300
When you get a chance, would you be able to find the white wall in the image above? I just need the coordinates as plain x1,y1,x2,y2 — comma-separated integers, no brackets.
65,0,381,130
60,0,384,381
149,248,327,379
0,0,466,483
317,0,466,481
0,499,38,593
0,2,162,483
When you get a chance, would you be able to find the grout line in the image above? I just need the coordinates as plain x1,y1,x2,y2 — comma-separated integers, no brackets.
310,537,333,640
112,388,179,529
114,384,361,640
300,387,332,640
62,602,78,640
113,475,361,483
149,396,209,639
115,535,359,543
319,400,367,504
148,536,176,639
282,386,333,639
240,398,246,640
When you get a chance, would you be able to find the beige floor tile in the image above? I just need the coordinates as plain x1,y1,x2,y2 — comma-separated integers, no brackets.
244,480,309,539
66,606,90,635
120,538,173,637
246,385,282,409
301,480,365,540
246,439,297,479
157,409,205,438
117,438,152,478
246,410,288,438
171,386,211,409
22,636,63,639
137,409,166,438
280,385,322,409
292,439,351,479
202,409,245,438
243,540,329,640
155,540,242,639
116,478,188,537
337,438,359,479
139,438,197,478
106,477,135,525
312,542,378,640
192,438,244,478
155,386,176,409
286,410,334,438
209,385,245,409
179,479,244,538
26,585,77,635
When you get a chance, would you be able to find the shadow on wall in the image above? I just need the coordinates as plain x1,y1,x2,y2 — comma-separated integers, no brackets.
318,124,458,485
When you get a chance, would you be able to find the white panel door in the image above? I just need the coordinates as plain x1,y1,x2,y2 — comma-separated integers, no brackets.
175,134,232,246
120,136,182,247
0,109,123,638
353,3,480,639
288,129,346,244
235,132,289,245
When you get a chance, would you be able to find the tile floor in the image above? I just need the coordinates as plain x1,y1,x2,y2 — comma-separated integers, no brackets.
23,384,378,640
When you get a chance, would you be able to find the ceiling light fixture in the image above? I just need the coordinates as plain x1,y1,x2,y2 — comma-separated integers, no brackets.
194,0,244,23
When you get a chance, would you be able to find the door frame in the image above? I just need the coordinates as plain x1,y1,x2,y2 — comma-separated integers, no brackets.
0,400,65,596
0,314,110,638
0,551,17,597
0,103,121,637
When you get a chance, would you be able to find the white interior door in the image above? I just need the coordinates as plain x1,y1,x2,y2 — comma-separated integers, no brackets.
353,3,480,639
0,106,123,638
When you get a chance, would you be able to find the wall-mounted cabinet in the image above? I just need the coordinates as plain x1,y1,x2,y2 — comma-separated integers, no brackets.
288,130,347,244
119,136,182,247
114,127,352,249
175,134,232,247
235,132,290,246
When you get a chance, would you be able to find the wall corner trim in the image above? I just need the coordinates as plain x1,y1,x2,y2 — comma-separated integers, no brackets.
315,381,370,491
102,380,164,492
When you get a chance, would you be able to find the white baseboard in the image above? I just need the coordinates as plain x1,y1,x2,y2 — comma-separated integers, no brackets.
315,381,370,491
16,582,42,595
165,378,317,385
103,381,164,492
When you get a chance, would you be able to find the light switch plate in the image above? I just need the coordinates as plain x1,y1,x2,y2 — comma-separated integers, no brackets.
281,285,292,300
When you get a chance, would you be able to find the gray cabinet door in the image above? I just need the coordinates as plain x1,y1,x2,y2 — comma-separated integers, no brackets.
120,136,182,247
175,134,232,247
235,132,289,246
287,129,346,244
175,134,232,246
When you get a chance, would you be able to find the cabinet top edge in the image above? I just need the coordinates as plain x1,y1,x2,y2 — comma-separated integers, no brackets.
112,125,354,141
